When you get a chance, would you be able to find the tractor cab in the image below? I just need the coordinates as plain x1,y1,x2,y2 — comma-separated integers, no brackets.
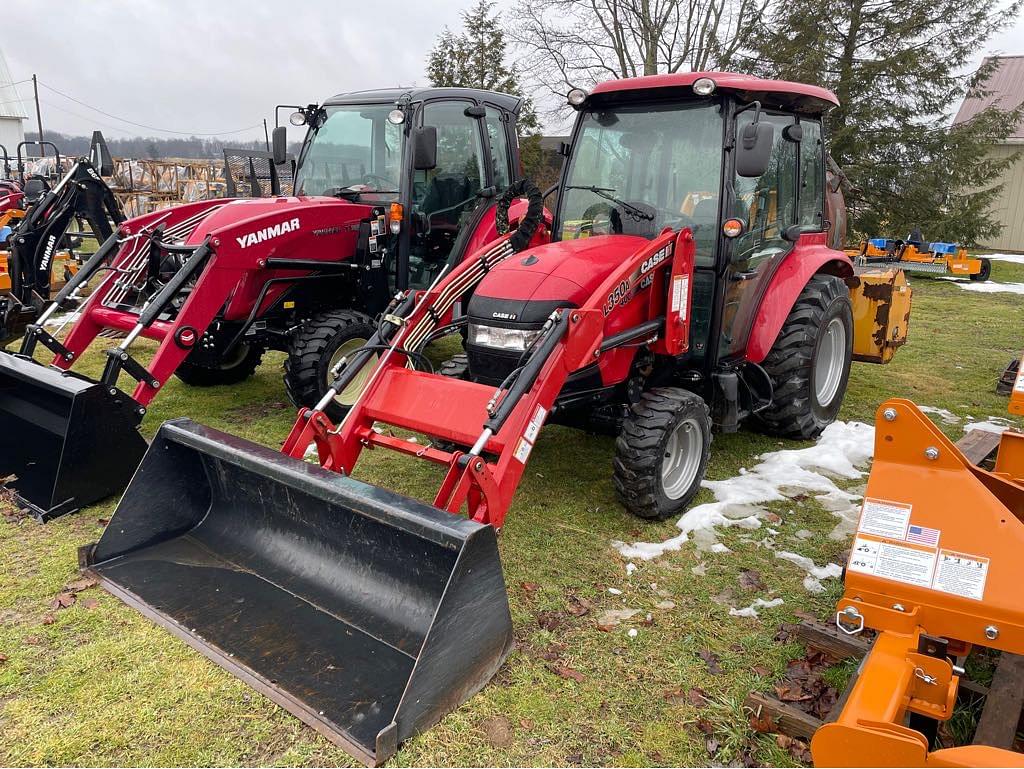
288,87,524,293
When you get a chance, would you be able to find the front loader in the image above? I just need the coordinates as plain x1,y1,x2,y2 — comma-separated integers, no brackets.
0,87,540,519
86,73,912,763
811,367,1024,767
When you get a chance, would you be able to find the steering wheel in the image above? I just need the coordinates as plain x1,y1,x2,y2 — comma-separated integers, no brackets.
581,202,622,235
356,174,395,189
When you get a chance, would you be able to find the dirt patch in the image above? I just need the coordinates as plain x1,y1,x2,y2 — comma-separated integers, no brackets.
479,715,513,748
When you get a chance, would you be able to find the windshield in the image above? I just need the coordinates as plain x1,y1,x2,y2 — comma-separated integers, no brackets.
558,102,724,263
294,104,403,199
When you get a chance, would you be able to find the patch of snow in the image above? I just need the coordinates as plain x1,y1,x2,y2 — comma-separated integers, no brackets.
691,563,707,576
964,417,1012,435
625,562,637,576
607,587,623,595
918,405,961,425
729,597,784,618
654,600,676,610
43,311,80,327
709,542,731,554
987,253,1024,265
939,278,1024,295
598,608,640,627
803,576,825,594
613,421,874,561
775,551,843,581
627,628,638,638
795,529,814,540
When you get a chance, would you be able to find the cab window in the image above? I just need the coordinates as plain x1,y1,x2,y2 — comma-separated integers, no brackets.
798,120,824,229
484,106,512,190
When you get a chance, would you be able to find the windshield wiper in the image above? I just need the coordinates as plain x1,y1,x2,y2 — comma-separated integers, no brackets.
565,185,654,221
325,186,400,200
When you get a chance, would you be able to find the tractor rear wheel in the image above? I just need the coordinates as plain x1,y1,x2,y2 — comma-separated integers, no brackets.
756,274,853,439
970,257,992,282
613,387,712,521
175,341,265,387
284,309,377,421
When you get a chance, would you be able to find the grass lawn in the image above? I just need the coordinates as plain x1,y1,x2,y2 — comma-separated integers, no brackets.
1,261,1022,766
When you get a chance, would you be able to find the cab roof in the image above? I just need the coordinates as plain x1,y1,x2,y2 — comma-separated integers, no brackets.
324,87,524,114
587,71,839,114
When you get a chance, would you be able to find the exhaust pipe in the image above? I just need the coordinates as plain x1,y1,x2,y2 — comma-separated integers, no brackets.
84,418,513,765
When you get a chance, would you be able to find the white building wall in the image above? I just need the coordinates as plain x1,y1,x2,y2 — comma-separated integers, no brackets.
0,117,25,160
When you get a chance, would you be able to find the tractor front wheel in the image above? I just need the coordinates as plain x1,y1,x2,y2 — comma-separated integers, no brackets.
284,309,377,421
756,274,853,439
970,257,992,282
613,387,712,521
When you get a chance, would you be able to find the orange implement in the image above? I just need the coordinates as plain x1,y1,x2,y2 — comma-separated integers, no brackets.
811,399,1024,767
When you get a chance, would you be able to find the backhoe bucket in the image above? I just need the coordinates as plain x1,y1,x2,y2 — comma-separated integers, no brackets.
0,353,147,520
84,419,513,766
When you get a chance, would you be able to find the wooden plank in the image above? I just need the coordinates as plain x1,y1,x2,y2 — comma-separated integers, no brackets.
796,620,871,660
744,692,822,741
973,652,1024,749
955,429,1003,466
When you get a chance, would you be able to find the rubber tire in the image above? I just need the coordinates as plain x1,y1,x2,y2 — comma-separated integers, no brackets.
756,274,853,440
613,387,712,521
439,353,469,379
970,257,991,282
174,343,264,387
284,309,377,421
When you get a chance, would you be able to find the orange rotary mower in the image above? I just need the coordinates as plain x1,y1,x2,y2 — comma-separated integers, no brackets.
812,365,1024,766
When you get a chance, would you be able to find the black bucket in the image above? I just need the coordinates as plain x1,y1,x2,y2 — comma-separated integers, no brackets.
84,419,513,766
0,352,147,520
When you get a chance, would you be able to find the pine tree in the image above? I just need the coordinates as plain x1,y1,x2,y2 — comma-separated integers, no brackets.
425,0,538,132
750,0,1023,244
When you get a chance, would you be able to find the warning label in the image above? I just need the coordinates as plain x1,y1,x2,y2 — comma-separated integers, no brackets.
858,498,912,540
1015,365,1024,393
513,437,533,464
933,549,989,600
848,534,936,588
671,275,689,316
524,405,547,443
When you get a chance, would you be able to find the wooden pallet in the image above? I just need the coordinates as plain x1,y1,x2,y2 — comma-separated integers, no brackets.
746,428,1022,752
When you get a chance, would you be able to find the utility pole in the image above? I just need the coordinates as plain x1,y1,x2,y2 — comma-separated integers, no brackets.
31,74,44,156
263,119,270,151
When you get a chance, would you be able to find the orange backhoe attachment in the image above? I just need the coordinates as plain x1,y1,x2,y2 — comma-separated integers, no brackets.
811,393,1024,767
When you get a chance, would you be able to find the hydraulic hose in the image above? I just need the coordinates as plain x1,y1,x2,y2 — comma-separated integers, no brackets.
495,178,544,253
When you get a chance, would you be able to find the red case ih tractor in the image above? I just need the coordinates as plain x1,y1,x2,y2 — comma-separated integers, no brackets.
86,73,911,764
0,87,542,519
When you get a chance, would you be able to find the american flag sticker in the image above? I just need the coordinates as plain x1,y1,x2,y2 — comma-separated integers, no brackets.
906,524,940,547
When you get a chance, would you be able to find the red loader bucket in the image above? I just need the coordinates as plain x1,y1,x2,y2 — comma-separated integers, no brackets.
83,418,513,766
0,352,147,520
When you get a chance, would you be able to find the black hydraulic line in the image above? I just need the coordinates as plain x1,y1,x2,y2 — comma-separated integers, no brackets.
599,318,663,352
483,310,570,434
263,257,360,272
136,241,210,327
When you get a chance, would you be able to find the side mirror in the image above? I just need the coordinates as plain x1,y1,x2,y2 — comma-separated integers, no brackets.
736,121,775,178
89,131,114,176
558,141,570,157
272,125,288,166
412,126,437,171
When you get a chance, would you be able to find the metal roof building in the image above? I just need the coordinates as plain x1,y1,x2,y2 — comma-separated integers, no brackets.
954,56,1024,251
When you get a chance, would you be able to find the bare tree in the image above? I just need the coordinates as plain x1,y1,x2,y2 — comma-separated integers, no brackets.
510,0,768,120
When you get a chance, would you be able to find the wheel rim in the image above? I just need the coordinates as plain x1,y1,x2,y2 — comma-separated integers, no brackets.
212,343,250,370
661,418,703,500
814,317,846,406
327,337,373,406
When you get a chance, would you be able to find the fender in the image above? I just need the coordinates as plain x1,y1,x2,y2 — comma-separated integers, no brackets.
745,231,854,364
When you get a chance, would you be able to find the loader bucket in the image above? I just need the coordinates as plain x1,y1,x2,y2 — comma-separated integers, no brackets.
0,353,147,520
84,418,514,766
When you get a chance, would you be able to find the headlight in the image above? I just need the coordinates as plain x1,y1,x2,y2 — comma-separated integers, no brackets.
468,323,543,351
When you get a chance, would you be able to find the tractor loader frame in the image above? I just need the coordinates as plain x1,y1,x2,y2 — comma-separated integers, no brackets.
811,372,1024,767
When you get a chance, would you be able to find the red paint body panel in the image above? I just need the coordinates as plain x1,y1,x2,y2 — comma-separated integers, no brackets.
0,191,24,212
589,71,838,109
745,232,854,364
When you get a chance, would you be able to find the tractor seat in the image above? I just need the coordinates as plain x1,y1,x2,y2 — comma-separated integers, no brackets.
420,173,474,228
23,176,49,205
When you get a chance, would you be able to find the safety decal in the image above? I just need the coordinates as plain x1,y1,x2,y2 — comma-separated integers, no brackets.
524,405,547,443
857,498,912,540
671,275,689,316
513,437,533,464
848,534,936,588
933,549,989,601
1015,363,1024,393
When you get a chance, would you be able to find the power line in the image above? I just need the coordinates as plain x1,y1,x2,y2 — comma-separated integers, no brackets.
38,80,262,136
37,99,262,139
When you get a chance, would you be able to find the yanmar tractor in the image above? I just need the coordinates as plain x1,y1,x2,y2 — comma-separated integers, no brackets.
86,73,911,764
0,87,539,520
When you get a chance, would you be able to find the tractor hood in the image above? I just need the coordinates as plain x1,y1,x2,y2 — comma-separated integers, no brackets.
180,196,375,246
468,234,649,327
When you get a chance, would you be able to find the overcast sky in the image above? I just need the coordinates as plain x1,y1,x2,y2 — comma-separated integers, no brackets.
2,0,1022,142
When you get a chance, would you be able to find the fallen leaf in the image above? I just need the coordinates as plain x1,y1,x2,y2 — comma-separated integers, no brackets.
49,593,75,610
519,718,534,729
597,608,640,628
698,649,723,675
41,614,55,625
23,635,42,646
537,611,563,631
765,512,782,524
80,598,100,610
97,518,110,526
740,747,761,767
694,717,715,735
749,709,776,734
752,664,771,677
686,687,710,708
706,738,720,756
566,596,592,617
565,754,583,765
65,577,97,593
520,581,540,593
654,600,676,610
739,569,765,591
549,664,586,683
774,683,814,703
479,715,513,748
0,652,7,663
663,688,687,705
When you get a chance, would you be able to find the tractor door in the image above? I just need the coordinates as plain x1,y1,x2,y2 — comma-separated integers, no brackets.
403,100,508,291
719,111,800,359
